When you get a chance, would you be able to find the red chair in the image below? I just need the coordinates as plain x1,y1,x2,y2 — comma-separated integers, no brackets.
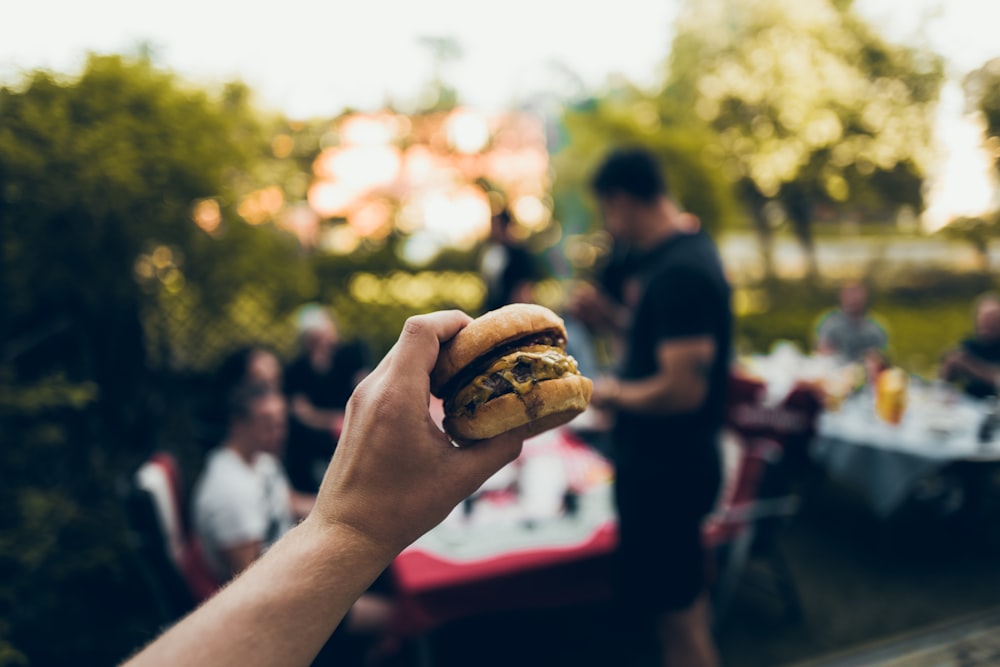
704,370,819,627
704,430,801,626
726,371,823,459
704,371,823,624
125,451,220,622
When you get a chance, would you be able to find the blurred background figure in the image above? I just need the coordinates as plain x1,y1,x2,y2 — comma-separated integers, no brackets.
284,305,371,495
815,281,889,364
941,293,1000,398
192,376,301,581
583,147,730,667
195,346,285,455
193,345,395,666
479,206,543,314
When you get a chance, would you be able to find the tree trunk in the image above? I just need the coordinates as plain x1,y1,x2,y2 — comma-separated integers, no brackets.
783,185,818,281
742,181,776,282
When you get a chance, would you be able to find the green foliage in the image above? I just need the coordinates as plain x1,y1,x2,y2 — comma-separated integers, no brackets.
737,272,990,377
938,213,1000,270
666,0,943,212
0,54,317,664
551,91,742,245
965,57,1000,178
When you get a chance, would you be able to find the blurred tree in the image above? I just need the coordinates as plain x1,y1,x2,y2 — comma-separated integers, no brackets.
666,0,943,277
965,57,1000,179
939,213,1000,272
418,35,463,112
0,54,311,664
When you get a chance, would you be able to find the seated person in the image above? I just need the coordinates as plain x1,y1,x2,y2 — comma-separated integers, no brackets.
284,306,371,494
194,346,283,450
941,293,1000,399
815,281,889,363
193,348,394,664
193,359,311,580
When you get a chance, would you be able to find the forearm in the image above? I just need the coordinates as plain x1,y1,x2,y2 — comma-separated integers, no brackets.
612,375,706,415
123,519,393,667
292,398,343,432
958,357,1000,386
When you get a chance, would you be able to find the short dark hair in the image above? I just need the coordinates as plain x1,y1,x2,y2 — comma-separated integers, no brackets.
227,382,274,421
215,346,275,420
591,147,668,204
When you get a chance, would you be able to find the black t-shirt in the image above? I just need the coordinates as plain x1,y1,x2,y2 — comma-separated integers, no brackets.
284,340,370,412
960,337,1000,399
613,232,732,495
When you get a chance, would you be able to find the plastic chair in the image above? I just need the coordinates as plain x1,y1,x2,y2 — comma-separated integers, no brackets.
124,451,220,623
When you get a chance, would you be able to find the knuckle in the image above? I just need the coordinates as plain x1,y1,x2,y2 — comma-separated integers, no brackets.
347,374,374,406
401,315,428,339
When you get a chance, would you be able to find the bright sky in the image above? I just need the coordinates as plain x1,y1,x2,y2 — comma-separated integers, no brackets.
0,0,680,117
2,0,999,224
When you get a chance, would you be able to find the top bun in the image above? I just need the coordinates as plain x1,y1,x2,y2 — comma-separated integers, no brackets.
431,304,567,396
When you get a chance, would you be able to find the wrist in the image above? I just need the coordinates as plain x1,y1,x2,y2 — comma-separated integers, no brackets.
300,514,398,576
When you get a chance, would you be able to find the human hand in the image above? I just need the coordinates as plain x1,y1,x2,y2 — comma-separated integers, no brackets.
589,376,621,411
939,349,965,380
568,282,621,333
307,311,525,558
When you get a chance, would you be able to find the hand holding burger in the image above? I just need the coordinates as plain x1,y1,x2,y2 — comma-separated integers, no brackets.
430,304,593,443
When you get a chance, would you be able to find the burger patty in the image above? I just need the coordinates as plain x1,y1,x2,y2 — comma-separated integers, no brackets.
438,329,566,397
444,344,580,417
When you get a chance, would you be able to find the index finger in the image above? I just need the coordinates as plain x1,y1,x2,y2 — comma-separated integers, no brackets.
388,310,473,376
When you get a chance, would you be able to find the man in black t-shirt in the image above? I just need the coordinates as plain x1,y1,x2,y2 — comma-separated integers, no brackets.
575,148,730,667
942,293,1000,399
283,307,371,494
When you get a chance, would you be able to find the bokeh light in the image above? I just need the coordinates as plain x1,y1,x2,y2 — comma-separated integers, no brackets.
192,198,222,235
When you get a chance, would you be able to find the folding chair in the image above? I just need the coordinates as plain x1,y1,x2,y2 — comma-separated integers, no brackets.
124,451,220,624
704,430,803,629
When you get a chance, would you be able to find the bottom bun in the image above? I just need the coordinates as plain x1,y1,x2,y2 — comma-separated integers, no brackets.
443,374,593,441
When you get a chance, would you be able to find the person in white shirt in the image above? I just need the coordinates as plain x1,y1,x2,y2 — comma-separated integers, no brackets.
191,347,394,664
122,311,526,667
192,383,296,580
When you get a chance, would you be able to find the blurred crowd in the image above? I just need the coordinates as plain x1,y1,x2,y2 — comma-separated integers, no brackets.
806,277,1000,400
176,146,1000,667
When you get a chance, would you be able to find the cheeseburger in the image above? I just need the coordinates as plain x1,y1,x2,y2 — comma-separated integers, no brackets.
431,304,593,442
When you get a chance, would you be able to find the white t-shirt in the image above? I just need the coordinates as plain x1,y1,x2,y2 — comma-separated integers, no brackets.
192,447,294,581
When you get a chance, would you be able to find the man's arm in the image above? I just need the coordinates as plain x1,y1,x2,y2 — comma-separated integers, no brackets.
290,394,344,432
593,336,716,415
947,349,1000,387
568,282,628,336
122,312,524,667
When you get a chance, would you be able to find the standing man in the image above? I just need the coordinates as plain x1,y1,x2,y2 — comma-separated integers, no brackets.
576,148,731,667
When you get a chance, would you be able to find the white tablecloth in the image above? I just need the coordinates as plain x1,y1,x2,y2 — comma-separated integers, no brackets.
813,386,1000,517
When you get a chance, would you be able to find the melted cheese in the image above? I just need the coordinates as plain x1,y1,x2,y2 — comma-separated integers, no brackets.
447,345,580,417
